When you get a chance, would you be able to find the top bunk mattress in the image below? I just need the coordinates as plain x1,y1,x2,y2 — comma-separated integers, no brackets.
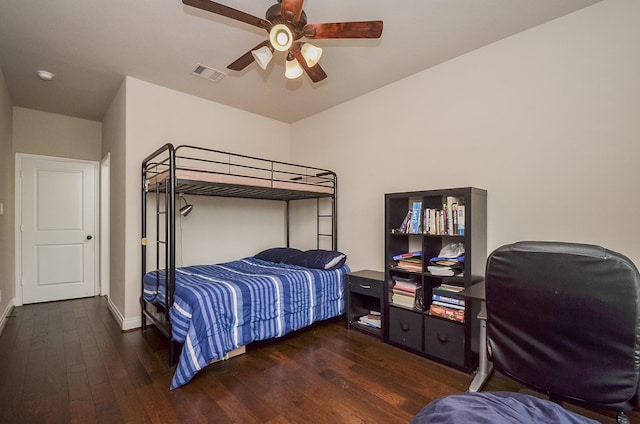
143,144,336,201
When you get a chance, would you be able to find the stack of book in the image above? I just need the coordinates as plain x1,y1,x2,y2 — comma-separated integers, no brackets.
391,276,420,309
427,247,464,277
428,284,465,323
427,264,456,276
357,310,381,329
423,196,465,236
393,251,423,272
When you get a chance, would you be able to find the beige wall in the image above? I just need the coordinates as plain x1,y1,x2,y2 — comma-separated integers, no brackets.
4,105,101,312
13,107,102,161
117,77,292,326
102,79,127,320
291,0,640,271
0,67,14,324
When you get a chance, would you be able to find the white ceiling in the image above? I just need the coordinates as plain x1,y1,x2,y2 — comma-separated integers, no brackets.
0,0,602,124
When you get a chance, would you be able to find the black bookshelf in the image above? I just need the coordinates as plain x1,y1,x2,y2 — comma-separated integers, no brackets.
384,187,487,371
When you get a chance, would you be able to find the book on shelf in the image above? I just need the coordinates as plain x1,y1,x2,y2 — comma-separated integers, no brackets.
423,208,434,235
427,265,456,276
391,292,416,308
457,204,465,236
392,276,418,291
392,251,422,261
392,283,418,294
392,275,419,283
432,293,465,307
398,210,412,233
393,285,416,295
429,304,464,323
433,285,465,300
446,196,462,235
431,300,465,311
437,283,464,293
433,284,465,299
409,201,422,234
358,310,382,329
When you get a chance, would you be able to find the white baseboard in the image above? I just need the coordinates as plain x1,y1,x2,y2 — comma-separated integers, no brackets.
0,299,15,337
106,296,142,331
122,315,142,331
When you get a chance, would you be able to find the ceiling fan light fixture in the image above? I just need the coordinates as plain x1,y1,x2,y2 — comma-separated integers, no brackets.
301,43,322,67
285,54,303,79
251,45,273,70
269,24,293,52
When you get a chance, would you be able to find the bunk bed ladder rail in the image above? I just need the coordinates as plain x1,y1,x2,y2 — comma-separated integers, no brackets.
316,184,337,250
283,174,337,251
141,143,179,367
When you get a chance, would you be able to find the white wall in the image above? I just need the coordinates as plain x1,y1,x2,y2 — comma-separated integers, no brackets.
291,0,640,272
120,77,292,322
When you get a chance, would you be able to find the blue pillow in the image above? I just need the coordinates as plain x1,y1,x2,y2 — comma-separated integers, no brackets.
254,247,302,263
286,249,347,270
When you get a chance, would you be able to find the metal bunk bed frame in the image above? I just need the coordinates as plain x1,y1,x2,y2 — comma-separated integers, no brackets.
141,143,338,366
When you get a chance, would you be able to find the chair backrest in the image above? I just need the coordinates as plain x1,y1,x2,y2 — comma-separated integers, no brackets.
485,241,640,413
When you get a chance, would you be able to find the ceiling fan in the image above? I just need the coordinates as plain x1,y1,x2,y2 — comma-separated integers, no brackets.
182,0,383,83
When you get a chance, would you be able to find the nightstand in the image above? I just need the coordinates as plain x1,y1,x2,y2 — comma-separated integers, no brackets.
347,270,385,338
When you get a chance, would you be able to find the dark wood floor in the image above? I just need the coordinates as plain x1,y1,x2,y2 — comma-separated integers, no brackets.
0,296,638,423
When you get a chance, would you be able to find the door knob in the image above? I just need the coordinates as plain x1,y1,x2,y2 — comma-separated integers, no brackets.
86,235,93,240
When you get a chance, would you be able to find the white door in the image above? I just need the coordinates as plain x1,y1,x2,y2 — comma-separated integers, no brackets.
19,156,98,304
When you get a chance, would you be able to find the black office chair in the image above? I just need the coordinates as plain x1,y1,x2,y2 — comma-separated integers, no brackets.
412,241,640,424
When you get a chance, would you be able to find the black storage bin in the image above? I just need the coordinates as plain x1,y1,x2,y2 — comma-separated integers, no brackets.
423,316,465,366
388,307,422,351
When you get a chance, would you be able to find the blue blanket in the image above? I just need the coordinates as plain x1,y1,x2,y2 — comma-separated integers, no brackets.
146,257,348,389
411,392,600,424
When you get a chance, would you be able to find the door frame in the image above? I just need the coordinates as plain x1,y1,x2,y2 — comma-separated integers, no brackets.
14,153,100,306
100,153,110,298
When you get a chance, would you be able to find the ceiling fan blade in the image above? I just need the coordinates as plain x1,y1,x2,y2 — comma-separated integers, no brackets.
227,40,271,71
182,0,271,30
280,0,304,23
291,43,327,83
303,21,383,39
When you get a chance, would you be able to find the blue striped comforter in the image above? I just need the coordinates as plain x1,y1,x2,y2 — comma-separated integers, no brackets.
148,257,348,389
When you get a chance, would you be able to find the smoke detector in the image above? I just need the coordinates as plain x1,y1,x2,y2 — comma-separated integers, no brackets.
192,64,226,83
36,70,55,81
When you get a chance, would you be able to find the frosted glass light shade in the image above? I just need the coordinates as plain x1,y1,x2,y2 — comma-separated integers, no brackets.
301,43,322,67
285,57,303,79
269,24,293,52
251,46,273,70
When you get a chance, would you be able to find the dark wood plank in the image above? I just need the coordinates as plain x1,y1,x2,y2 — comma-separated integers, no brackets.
0,296,639,424
0,306,29,421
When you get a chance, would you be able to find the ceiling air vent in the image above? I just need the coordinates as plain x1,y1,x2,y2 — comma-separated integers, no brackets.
192,64,226,83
